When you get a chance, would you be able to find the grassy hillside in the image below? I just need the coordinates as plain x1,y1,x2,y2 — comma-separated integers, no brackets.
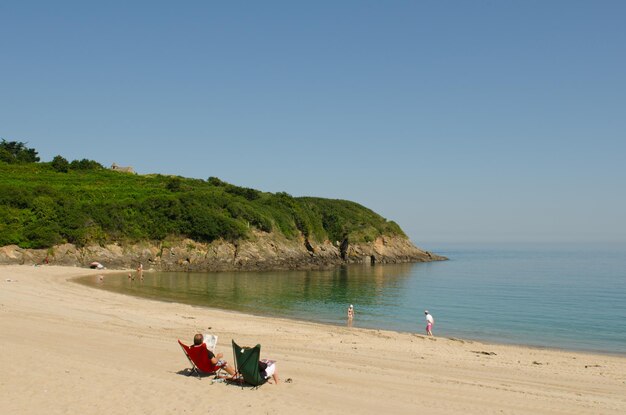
0,162,406,249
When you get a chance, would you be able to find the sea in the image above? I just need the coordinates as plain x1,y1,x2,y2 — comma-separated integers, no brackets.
77,242,626,355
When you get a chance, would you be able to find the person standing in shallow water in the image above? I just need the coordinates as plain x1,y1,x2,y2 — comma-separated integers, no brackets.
425,310,434,336
347,304,354,326
136,263,143,280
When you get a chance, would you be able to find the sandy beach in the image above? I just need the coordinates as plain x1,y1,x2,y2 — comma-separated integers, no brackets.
1,265,625,414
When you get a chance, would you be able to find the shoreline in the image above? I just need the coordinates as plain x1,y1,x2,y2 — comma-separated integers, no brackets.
74,270,626,358
2,265,625,414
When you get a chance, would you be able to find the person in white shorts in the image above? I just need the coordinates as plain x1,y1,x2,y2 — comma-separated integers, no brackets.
259,360,279,384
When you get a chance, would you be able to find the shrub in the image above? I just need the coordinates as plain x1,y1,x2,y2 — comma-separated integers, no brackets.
166,177,182,192
51,155,70,173
70,159,104,170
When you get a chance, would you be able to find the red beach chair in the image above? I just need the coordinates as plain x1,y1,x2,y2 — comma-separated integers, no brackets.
178,340,223,379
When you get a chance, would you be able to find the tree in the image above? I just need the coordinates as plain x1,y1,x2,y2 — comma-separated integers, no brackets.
0,139,40,163
51,155,70,172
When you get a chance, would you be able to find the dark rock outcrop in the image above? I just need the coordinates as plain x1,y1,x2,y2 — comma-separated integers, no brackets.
0,231,446,271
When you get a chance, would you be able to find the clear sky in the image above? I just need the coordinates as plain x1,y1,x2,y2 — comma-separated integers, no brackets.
2,1,625,245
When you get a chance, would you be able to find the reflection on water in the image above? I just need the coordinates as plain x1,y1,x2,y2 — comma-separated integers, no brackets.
77,263,417,329
77,243,626,354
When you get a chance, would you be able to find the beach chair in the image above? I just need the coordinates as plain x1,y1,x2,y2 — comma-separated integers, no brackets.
178,339,223,379
231,339,274,388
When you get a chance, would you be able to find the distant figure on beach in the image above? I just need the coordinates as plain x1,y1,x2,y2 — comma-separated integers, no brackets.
425,310,434,336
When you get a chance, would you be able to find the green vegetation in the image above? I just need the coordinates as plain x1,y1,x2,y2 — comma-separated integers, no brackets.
0,141,406,249
0,139,40,163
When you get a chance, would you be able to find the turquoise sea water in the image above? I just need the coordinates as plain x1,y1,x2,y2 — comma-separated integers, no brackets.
77,243,626,354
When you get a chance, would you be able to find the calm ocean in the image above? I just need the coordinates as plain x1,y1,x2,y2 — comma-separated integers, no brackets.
78,242,626,354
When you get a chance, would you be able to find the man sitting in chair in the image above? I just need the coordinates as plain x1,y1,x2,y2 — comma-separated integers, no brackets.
192,333,237,378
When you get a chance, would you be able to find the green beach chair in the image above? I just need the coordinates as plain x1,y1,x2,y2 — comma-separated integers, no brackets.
231,340,269,388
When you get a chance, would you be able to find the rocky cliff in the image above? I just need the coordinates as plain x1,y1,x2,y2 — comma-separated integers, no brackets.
0,231,445,271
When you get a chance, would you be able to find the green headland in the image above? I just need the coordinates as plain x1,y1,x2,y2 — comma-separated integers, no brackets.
0,140,443,270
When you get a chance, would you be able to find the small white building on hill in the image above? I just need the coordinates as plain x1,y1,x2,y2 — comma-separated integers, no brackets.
110,163,135,174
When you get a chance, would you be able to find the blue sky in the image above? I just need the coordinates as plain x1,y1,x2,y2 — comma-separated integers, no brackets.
2,1,625,245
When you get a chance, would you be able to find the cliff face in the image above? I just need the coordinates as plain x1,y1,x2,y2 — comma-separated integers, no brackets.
0,231,445,271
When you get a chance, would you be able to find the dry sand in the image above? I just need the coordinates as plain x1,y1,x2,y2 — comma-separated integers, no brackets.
1,265,625,414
